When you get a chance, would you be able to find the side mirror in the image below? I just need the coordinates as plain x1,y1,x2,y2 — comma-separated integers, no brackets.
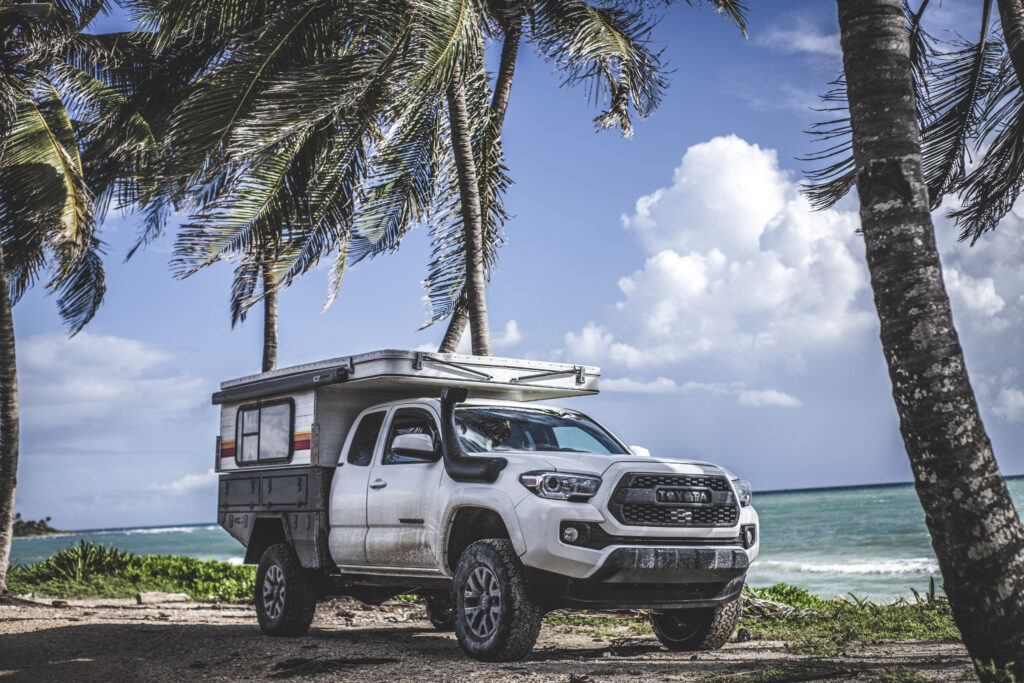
628,445,651,458
392,433,439,461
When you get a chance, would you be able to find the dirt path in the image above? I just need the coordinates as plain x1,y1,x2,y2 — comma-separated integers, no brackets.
0,599,973,682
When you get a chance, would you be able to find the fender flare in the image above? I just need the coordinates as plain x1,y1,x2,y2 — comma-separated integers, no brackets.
440,490,528,567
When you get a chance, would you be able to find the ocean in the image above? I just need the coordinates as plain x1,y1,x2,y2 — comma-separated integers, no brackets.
10,477,1024,601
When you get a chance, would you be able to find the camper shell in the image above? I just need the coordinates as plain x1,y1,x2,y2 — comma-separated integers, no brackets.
215,350,600,568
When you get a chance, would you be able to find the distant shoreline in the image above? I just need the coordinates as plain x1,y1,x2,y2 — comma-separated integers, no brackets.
760,472,1023,496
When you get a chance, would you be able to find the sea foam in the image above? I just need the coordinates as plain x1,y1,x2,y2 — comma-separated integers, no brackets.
752,558,940,576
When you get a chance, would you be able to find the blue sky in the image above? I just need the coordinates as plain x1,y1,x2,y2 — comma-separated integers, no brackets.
13,1,1023,529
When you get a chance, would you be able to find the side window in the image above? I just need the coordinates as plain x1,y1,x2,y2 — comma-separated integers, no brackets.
383,408,438,465
235,399,294,465
347,411,386,467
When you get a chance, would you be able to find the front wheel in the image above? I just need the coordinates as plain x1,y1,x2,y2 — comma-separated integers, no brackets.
255,543,316,636
650,596,742,651
452,539,543,661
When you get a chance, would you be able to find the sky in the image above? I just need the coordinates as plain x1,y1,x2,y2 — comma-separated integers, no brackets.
12,1,1023,530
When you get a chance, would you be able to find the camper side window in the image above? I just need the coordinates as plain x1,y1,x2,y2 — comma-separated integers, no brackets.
236,399,295,465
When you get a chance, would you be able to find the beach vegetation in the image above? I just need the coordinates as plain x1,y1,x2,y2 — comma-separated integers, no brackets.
0,0,156,596
975,659,1018,683
542,582,960,646
7,541,255,603
12,513,64,538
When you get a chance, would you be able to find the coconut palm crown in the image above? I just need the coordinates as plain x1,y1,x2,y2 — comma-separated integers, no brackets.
134,0,745,355
808,0,1024,245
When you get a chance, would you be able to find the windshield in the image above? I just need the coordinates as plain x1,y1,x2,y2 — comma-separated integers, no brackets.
453,406,628,455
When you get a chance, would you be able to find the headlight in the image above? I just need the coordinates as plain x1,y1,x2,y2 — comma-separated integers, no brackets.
520,472,601,501
734,479,752,507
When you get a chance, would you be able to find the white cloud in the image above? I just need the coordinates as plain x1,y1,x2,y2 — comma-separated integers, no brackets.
18,332,209,429
568,135,1024,437
602,377,687,394
150,469,217,494
570,135,871,369
738,389,802,408
944,268,1006,327
994,387,1024,423
423,318,523,355
756,18,841,59
602,376,800,407
494,320,524,350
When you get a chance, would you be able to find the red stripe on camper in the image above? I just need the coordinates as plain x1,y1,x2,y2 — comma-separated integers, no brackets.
220,440,236,458
293,432,311,451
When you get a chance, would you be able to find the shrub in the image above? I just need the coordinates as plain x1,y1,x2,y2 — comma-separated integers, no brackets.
7,541,256,603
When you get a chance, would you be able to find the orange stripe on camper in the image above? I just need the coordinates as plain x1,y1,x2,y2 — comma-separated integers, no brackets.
293,431,312,451
220,439,236,458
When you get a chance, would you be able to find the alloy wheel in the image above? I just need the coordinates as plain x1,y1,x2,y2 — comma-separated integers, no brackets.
263,564,286,620
463,565,501,639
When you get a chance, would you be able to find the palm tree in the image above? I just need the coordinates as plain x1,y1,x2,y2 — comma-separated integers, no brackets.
0,0,153,594
834,0,1024,676
138,0,742,360
436,0,748,354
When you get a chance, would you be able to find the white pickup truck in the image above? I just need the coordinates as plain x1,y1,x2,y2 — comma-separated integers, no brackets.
215,350,758,661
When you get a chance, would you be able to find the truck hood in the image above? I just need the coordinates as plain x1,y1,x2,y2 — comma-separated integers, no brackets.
499,452,729,479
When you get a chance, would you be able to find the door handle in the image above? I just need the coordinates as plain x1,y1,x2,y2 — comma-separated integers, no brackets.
369,479,387,489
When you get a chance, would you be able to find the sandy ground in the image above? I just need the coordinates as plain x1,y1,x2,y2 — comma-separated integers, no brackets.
0,598,974,682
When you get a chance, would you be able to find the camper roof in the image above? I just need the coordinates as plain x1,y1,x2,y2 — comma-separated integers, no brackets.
212,349,600,405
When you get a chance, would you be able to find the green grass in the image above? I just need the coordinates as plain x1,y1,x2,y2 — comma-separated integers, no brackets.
741,584,959,643
543,583,960,650
7,541,256,603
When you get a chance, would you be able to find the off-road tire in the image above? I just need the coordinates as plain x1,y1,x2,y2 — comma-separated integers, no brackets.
255,543,316,637
650,595,742,651
452,539,543,661
424,592,455,631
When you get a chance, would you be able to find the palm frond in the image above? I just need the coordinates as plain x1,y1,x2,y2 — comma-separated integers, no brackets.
530,0,666,137
676,0,747,37
920,0,1001,207
408,0,484,90
949,53,1024,242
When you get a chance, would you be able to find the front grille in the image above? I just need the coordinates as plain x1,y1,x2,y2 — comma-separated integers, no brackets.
630,475,731,491
609,473,739,528
620,503,738,526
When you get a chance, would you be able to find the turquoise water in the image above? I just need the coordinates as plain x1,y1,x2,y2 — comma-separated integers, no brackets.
10,477,1024,601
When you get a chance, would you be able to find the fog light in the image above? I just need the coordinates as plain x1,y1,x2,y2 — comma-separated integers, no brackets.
741,524,757,549
562,526,580,544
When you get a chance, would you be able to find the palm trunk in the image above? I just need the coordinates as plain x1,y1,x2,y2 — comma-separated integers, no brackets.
997,0,1024,88
837,0,1024,676
438,293,469,353
439,18,521,353
0,240,20,595
262,263,278,373
446,72,492,356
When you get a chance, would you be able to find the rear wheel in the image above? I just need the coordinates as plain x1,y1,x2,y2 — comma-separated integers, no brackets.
255,543,316,636
650,596,741,651
424,592,455,631
452,539,543,661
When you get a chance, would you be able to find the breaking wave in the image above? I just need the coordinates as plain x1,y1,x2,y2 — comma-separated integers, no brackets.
751,558,940,576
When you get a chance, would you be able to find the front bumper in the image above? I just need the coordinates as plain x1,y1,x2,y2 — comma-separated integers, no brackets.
529,550,747,610
590,547,749,583
514,494,760,581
